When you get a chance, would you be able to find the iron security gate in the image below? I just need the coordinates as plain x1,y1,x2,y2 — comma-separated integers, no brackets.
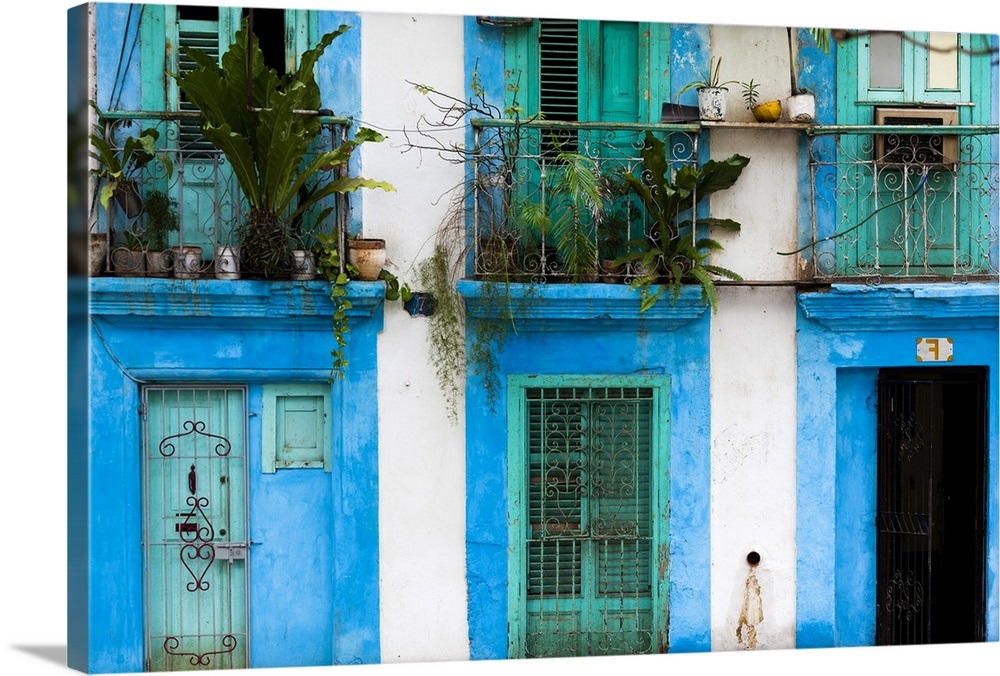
508,380,669,658
143,386,249,671
876,368,987,645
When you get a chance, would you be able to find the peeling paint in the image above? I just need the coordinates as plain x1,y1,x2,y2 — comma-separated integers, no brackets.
736,569,764,649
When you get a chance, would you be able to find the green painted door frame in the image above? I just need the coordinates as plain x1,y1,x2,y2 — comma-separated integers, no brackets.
506,375,671,658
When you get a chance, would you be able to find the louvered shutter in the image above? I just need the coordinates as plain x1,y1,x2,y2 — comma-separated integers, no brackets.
177,17,221,154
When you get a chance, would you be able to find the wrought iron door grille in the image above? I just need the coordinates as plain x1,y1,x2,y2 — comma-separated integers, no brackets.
143,386,249,671
523,385,654,657
876,369,987,646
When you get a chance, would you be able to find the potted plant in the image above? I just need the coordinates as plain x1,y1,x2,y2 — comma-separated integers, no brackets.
172,22,394,280
346,237,387,281
596,167,638,282
617,131,750,312
89,101,174,220
316,234,412,379
110,231,147,277
137,189,179,277
786,28,833,122
677,57,738,122
741,79,782,123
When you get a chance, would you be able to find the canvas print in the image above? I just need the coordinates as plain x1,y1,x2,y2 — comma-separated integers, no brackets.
67,1,999,672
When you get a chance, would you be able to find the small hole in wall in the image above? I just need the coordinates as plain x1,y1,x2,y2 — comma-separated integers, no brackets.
746,551,761,567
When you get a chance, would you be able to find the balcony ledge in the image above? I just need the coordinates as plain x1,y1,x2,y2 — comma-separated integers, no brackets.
88,277,385,319
457,280,709,332
797,282,999,331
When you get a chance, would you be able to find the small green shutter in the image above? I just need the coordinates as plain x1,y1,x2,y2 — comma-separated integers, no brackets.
262,383,332,472
508,377,670,658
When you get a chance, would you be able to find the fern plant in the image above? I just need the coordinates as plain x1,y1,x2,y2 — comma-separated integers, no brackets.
618,131,750,312
172,21,393,278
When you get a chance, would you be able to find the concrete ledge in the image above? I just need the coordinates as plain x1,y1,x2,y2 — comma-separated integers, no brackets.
457,280,709,332
797,283,999,331
88,277,386,319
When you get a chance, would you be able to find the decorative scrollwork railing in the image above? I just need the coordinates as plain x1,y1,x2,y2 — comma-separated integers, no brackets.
807,124,999,283
470,120,701,283
90,110,350,279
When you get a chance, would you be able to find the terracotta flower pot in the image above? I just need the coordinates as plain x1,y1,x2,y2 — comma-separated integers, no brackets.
111,248,146,277
145,249,174,278
346,238,386,281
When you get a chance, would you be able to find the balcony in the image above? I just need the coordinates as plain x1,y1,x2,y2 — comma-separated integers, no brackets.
90,111,351,279
469,120,700,282
806,125,999,283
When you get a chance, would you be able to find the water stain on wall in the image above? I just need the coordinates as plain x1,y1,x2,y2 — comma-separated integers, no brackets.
736,568,764,649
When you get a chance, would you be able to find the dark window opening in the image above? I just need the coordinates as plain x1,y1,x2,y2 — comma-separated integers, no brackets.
242,7,286,78
876,367,987,645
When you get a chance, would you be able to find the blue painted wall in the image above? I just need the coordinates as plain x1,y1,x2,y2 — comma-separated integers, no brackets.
795,284,1000,648
83,279,384,672
459,282,714,658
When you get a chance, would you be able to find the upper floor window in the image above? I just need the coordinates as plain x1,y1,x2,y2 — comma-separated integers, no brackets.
504,19,670,125
857,31,971,105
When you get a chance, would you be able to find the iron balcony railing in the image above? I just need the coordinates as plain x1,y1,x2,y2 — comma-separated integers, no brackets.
90,110,350,279
470,120,700,282
807,125,999,283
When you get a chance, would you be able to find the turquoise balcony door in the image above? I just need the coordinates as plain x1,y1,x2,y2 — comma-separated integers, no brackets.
143,387,249,671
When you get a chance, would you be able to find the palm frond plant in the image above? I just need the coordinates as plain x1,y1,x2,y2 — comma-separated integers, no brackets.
172,21,393,278
618,131,750,312
513,146,604,281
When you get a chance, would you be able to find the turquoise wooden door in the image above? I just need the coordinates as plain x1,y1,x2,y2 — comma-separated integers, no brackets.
508,378,670,658
143,387,249,671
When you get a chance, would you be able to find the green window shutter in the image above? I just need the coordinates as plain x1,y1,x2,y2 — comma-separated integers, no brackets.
504,19,666,124
538,19,580,123
176,16,221,152
262,383,332,472
508,377,669,658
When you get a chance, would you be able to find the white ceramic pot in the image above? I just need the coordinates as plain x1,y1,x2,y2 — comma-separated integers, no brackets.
346,238,387,281
786,93,816,123
173,245,204,279
290,250,317,281
214,245,241,280
697,86,728,121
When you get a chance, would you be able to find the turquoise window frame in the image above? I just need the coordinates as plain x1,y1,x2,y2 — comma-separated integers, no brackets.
855,31,972,106
506,374,671,658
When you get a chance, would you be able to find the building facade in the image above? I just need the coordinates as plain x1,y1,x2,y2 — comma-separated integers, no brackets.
69,3,999,671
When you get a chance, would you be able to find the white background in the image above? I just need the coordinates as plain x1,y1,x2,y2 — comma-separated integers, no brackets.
4,0,997,675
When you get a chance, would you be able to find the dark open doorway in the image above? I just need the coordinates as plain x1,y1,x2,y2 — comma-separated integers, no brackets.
876,367,988,645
